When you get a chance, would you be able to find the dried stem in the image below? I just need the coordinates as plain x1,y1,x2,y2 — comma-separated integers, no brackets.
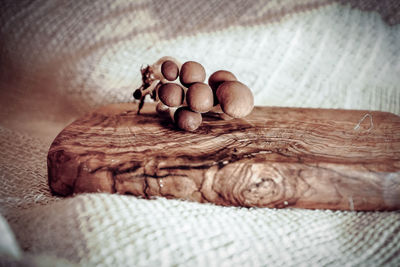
134,57,182,114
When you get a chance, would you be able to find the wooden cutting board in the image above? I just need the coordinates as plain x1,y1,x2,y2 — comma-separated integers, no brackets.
47,103,400,211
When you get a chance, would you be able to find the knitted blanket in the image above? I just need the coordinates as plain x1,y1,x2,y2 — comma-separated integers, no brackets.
0,0,399,266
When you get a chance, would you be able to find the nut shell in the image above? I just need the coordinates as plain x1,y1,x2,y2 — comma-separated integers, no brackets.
186,83,214,113
158,83,184,107
179,61,206,87
216,81,254,118
208,70,237,105
208,70,237,91
174,107,202,131
161,60,179,81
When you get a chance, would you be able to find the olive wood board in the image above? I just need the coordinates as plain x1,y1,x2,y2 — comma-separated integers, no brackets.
48,103,400,211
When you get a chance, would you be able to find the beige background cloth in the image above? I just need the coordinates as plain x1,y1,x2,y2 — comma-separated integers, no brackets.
0,0,399,266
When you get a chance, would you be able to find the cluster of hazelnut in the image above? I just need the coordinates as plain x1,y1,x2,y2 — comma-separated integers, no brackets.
133,57,254,131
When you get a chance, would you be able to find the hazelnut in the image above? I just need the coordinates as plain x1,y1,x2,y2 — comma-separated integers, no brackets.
216,81,254,118
158,83,184,107
208,70,237,105
186,83,214,113
161,60,179,81
174,107,202,131
179,61,206,87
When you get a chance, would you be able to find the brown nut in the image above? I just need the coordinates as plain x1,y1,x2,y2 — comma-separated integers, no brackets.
158,83,184,107
186,83,214,113
208,70,237,105
216,81,254,118
161,60,179,81
174,107,202,131
179,61,206,87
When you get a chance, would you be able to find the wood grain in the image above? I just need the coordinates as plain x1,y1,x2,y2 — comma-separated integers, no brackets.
48,103,400,210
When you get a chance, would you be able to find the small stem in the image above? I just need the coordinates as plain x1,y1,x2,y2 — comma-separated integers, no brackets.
134,56,182,114
137,80,160,114
142,80,159,95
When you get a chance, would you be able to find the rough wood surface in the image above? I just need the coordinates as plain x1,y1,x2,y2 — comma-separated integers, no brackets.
48,103,400,210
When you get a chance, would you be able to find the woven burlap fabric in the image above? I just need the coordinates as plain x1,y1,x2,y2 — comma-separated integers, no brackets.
0,0,400,266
